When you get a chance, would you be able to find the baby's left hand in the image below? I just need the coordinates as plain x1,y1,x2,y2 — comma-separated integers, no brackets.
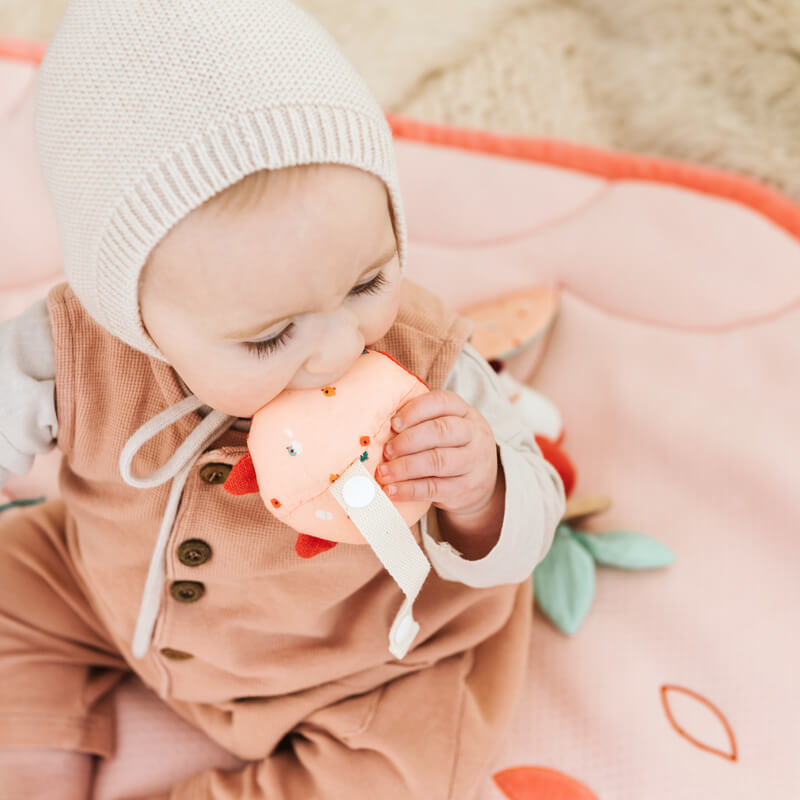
375,389,498,517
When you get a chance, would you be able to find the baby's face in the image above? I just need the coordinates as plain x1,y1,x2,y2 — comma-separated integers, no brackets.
139,164,402,418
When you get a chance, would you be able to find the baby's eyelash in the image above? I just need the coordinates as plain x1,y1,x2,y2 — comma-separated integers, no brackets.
350,271,387,297
244,272,388,359
246,322,295,359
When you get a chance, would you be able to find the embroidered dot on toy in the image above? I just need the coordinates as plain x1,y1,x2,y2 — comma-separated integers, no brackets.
223,348,435,659
281,428,303,456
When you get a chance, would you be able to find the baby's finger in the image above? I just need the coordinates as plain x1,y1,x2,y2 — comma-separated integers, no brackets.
376,444,470,486
391,390,469,433
380,474,443,502
384,414,472,459
381,474,468,506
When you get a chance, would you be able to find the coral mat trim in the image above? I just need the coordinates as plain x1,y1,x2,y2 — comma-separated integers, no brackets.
2,36,799,242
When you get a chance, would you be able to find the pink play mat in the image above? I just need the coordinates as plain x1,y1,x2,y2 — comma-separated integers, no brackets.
1,37,799,800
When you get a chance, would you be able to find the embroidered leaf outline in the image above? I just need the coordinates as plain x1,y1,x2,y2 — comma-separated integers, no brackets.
660,685,738,761
533,525,595,635
493,765,600,799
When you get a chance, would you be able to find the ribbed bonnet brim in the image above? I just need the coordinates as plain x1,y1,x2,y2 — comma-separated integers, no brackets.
33,0,407,361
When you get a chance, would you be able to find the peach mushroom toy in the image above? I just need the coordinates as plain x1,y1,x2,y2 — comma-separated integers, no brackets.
223,348,434,659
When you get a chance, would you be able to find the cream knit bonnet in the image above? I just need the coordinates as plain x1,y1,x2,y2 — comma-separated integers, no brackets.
33,0,407,362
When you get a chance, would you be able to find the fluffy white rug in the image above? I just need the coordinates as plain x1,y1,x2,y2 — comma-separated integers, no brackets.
2,0,799,200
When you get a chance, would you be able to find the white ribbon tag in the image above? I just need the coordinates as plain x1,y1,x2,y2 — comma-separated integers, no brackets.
328,460,430,659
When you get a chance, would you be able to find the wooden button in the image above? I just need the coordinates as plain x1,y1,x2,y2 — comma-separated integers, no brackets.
160,647,194,661
177,539,212,566
170,581,205,603
199,463,232,484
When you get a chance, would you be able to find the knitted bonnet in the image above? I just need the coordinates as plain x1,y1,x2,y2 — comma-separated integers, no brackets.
33,0,407,362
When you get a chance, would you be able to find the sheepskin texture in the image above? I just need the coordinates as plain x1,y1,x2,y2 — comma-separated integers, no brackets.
2,0,799,200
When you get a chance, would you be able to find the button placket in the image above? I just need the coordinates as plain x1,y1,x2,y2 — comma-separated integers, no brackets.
161,458,235,663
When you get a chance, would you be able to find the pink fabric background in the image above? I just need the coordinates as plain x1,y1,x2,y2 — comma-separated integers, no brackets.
2,50,798,799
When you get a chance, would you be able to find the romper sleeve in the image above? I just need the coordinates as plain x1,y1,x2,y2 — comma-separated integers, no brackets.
0,297,58,490
420,341,566,587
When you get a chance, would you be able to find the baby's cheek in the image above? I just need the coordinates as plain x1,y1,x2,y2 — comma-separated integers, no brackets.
185,351,289,417
364,294,401,344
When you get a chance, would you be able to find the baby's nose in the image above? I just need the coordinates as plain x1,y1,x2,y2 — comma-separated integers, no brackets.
304,315,365,379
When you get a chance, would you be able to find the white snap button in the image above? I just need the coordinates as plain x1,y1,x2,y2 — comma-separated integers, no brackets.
393,615,415,646
342,475,375,508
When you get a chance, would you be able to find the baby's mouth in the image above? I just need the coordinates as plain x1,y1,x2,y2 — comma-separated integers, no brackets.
299,349,372,392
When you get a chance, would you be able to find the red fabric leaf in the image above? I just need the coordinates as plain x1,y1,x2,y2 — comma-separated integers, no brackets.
535,434,576,498
295,533,338,558
494,766,599,800
223,452,259,495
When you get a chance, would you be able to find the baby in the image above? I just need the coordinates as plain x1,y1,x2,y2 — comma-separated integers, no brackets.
0,1,565,799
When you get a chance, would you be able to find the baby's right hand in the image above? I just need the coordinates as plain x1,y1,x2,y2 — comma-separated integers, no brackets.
0,747,93,800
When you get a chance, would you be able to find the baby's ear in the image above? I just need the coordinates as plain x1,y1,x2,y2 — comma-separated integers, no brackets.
223,452,260,495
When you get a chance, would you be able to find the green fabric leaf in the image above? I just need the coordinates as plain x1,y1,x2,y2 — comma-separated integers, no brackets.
571,529,675,569
533,526,595,635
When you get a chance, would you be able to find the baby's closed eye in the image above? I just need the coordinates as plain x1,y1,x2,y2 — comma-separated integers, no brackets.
246,323,297,359
244,270,389,359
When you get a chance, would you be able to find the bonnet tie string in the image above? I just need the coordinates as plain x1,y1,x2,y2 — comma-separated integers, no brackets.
118,395,236,659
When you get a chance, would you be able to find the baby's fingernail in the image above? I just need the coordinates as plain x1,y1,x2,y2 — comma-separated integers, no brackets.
387,484,397,496
392,416,403,430
383,445,393,459
377,465,388,477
